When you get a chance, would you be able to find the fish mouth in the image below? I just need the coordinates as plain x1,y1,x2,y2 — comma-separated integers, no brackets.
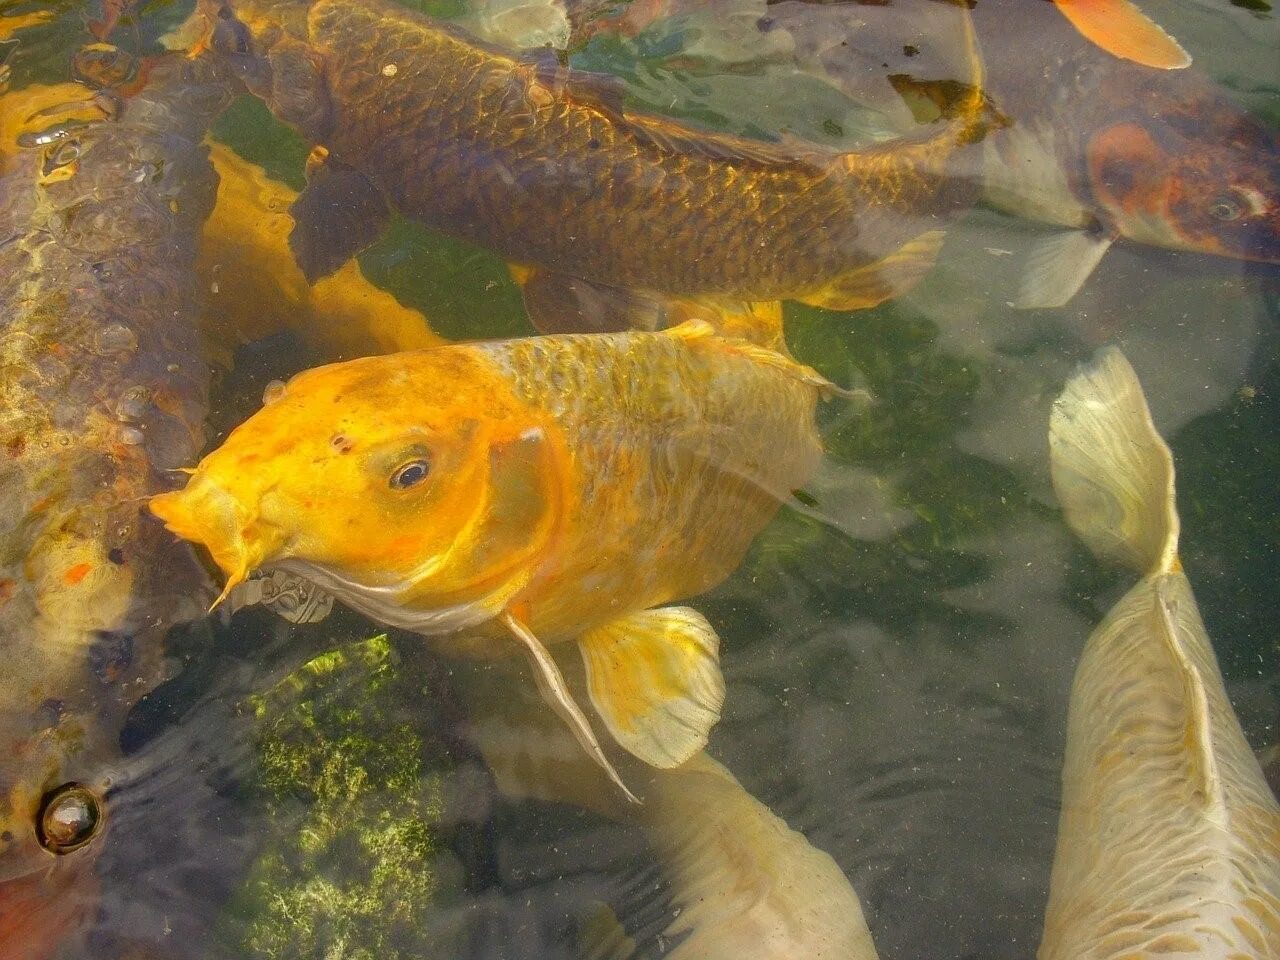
150,478,284,607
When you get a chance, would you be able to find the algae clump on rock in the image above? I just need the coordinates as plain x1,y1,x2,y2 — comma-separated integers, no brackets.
225,635,451,960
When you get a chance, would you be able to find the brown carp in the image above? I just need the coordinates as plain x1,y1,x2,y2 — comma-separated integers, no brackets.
190,0,988,332
0,53,231,959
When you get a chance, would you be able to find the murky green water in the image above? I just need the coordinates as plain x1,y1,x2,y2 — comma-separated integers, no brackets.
1,1,1276,958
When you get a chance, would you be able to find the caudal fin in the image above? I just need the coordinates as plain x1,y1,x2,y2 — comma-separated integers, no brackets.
1049,347,1179,574
1053,0,1192,69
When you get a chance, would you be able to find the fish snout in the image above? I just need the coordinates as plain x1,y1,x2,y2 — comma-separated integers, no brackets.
149,478,283,600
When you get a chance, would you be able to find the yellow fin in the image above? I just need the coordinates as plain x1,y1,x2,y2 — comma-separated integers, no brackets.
1049,347,1178,574
579,607,725,770
1053,0,1191,70
501,612,641,804
798,230,946,312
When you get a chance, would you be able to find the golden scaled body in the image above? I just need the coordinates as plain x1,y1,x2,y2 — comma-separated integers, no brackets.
202,0,983,314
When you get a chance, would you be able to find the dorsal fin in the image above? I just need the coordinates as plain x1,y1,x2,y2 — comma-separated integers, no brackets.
1154,578,1226,822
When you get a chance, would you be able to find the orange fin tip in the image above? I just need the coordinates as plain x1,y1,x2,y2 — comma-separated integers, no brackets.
1054,0,1192,69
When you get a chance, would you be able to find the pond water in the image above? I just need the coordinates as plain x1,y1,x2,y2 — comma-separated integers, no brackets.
0,1,1276,959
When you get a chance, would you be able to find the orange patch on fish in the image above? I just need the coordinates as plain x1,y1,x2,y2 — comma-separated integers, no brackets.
1053,0,1191,69
61,563,93,586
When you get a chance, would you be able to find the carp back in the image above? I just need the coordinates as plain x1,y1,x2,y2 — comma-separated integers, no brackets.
151,324,827,791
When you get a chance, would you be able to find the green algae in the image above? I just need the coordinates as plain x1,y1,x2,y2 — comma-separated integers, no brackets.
224,635,452,960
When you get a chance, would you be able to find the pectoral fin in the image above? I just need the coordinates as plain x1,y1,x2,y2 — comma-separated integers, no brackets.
289,150,390,283
501,612,641,804
798,230,946,311
515,266,666,333
1016,228,1115,309
579,607,725,770
1053,0,1191,70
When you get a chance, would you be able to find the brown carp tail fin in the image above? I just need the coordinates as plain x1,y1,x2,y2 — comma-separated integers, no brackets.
288,150,391,283
1049,347,1179,576
1052,0,1192,70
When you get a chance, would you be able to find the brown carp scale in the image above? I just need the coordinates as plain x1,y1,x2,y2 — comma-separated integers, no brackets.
36,783,103,854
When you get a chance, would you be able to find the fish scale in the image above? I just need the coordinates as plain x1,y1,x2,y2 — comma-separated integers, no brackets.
475,329,824,635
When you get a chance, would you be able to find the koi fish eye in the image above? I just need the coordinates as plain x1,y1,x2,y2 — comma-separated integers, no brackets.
37,783,103,854
1209,196,1243,222
389,459,430,490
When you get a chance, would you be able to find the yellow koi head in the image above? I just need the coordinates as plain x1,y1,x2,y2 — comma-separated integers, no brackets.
1086,92,1280,263
150,349,566,633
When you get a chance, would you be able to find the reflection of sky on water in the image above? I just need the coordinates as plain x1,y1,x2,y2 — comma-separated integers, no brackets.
4,0,1274,957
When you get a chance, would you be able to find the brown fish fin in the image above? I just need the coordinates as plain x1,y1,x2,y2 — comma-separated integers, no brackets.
579,607,725,769
514,266,665,333
663,297,787,352
288,150,390,283
1053,0,1191,69
798,229,947,312
501,612,641,804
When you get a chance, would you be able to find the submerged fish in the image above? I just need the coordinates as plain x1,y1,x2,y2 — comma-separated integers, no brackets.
771,0,1278,308
472,676,881,960
151,323,835,797
970,0,1280,307
1041,348,1280,957
0,54,231,960
189,0,987,332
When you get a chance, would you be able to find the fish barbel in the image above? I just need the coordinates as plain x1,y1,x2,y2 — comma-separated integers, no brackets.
190,0,987,331
151,322,833,797
0,53,231,959
1042,348,1280,957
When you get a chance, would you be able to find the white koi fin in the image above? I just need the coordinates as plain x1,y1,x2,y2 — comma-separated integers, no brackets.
1015,228,1114,309
501,612,641,804
1049,347,1177,574
798,230,947,312
1053,0,1191,70
579,607,725,770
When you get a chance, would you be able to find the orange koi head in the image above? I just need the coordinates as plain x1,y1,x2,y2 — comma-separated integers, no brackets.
149,349,566,634
1086,95,1280,263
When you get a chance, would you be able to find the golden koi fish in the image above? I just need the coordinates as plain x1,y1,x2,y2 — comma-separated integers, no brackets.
188,0,988,332
1042,349,1280,958
150,323,836,797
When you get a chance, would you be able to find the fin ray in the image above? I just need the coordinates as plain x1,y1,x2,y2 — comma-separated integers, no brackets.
579,607,725,769
502,612,641,803
289,152,390,283
1015,228,1114,309
798,230,946,311
1049,347,1178,574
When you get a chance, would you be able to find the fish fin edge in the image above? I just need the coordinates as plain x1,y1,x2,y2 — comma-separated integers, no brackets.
1015,228,1114,309
797,229,947,312
1053,0,1192,70
1050,346,1179,574
579,606,725,770
501,612,641,803
288,153,391,283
